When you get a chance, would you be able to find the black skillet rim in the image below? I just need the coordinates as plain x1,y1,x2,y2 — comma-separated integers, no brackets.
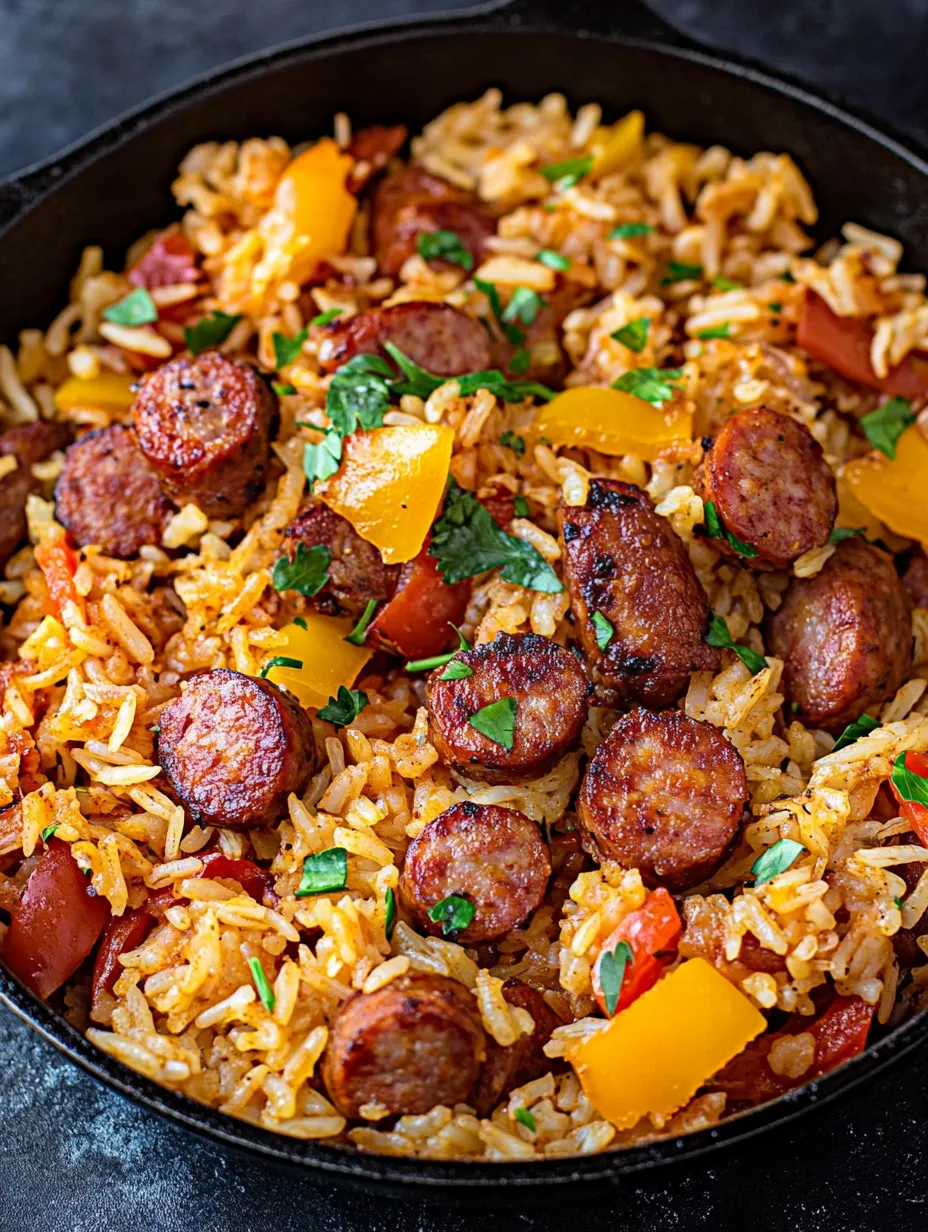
1,0,927,1188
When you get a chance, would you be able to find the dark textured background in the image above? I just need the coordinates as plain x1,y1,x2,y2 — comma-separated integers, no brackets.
3,2,928,1228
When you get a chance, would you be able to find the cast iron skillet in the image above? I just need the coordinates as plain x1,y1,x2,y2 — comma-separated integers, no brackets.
1,0,927,1194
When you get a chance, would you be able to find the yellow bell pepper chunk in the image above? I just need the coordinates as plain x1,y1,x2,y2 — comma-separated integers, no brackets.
570,958,766,1130
533,385,692,460
265,614,373,711
54,372,136,414
841,425,928,544
589,111,645,177
265,138,357,285
318,424,455,565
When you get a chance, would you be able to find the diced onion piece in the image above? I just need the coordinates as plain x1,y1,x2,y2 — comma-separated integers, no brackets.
533,386,692,460
570,957,766,1130
588,111,645,177
54,372,136,414
266,615,373,710
841,425,928,544
318,425,455,565
264,139,357,285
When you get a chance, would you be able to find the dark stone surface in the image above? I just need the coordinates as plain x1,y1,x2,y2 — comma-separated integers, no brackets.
3,2,928,1229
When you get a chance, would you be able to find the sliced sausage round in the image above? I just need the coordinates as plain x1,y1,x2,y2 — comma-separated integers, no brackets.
317,301,492,377
399,801,551,943
558,479,719,707
426,631,591,783
55,424,174,559
132,351,278,518
346,123,408,194
322,973,485,1118
577,708,747,891
157,668,318,831
693,407,837,569
902,547,928,609
767,537,912,732
0,420,72,566
472,980,563,1116
372,165,494,276
279,505,398,619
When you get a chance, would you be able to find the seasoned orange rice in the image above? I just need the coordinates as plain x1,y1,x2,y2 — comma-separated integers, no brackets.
2,88,928,1161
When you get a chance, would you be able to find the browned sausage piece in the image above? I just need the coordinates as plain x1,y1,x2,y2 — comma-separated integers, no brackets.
692,407,837,569
279,505,398,619
322,973,485,1118
473,980,563,1116
317,301,493,377
372,165,494,276
426,631,591,783
346,124,408,194
558,479,719,707
132,352,278,518
767,537,912,732
902,547,928,609
577,708,747,891
399,802,551,943
0,420,72,566
157,668,317,831
55,424,174,559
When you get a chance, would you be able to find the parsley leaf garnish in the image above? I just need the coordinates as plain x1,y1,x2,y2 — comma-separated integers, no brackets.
40,824,59,843
612,367,683,407
611,318,650,353
833,713,878,752
891,752,928,810
296,847,348,897
591,610,614,650
703,499,758,559
326,353,394,435
310,307,344,327
406,626,472,674
540,155,593,190
514,1106,537,1132
599,939,634,1017
513,494,530,518
610,221,654,240
509,346,530,374
303,430,343,490
500,429,525,455
706,613,767,676
661,261,703,285
259,656,303,678
317,686,368,727
752,838,805,886
427,893,475,937
768,302,783,313
468,697,518,750
344,598,377,646
536,249,570,271
184,311,242,355
503,287,545,328
438,658,474,680
271,542,330,597
273,327,309,370
429,479,562,592
384,887,397,940
458,370,555,402
248,956,276,1012
698,323,731,340
273,382,297,396
713,276,742,291
860,397,915,460
417,229,474,271
475,277,525,347
829,526,866,544
103,288,158,327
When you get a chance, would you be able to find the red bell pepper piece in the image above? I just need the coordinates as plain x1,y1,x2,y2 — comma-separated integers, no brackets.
713,994,875,1105
591,887,683,1017
1,838,110,999
33,539,81,621
370,543,470,661
889,749,928,845
90,905,154,1013
797,290,928,396
128,225,200,290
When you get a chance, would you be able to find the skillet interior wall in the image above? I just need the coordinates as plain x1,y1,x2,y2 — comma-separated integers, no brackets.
3,24,928,346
